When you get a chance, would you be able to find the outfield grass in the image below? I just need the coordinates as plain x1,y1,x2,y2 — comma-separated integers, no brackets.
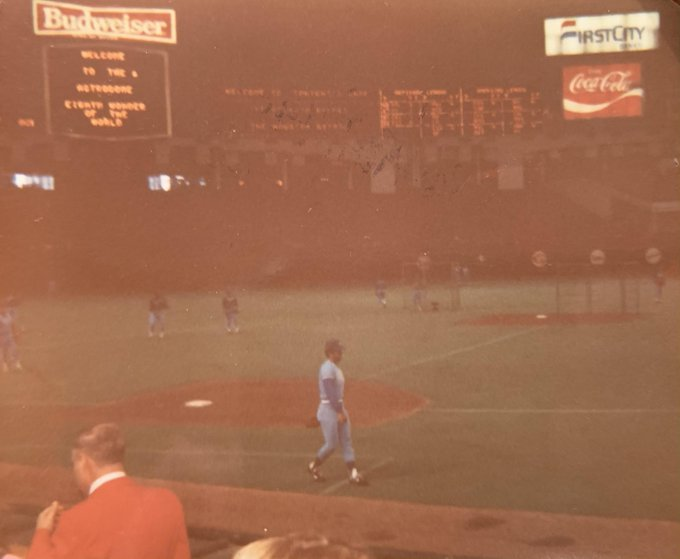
1,278,678,522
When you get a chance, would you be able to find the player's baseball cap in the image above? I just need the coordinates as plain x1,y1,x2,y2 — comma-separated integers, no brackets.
324,338,344,354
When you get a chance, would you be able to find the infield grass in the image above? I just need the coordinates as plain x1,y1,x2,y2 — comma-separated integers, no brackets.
0,278,678,522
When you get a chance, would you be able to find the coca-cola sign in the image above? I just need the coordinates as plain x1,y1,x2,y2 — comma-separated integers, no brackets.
33,0,177,44
562,64,643,120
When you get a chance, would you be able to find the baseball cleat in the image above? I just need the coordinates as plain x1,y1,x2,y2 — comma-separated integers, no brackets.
307,461,325,482
349,469,368,486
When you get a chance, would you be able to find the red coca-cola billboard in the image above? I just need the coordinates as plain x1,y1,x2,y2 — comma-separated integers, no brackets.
562,63,643,120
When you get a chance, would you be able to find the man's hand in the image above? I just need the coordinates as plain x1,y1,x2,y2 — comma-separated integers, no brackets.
7,543,29,557
36,501,63,532
337,412,347,425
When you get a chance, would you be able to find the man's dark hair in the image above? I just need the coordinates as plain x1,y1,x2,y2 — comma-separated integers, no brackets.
74,423,125,466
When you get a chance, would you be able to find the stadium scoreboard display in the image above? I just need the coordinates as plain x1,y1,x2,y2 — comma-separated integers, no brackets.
43,44,171,139
379,87,543,137
222,86,543,139
222,87,377,137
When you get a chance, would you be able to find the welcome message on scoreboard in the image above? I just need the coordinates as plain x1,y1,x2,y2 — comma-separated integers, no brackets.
43,44,171,139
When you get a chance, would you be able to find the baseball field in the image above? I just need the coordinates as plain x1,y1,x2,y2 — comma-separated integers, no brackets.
1,276,679,558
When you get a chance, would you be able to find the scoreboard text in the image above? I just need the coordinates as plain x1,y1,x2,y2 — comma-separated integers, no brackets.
379,88,543,138
222,86,543,139
44,44,171,139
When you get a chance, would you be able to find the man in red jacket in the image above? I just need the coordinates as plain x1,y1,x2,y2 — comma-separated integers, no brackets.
27,423,191,559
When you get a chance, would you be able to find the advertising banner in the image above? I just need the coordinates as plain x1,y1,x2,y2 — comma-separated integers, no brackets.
545,12,658,56
562,63,643,120
33,0,177,44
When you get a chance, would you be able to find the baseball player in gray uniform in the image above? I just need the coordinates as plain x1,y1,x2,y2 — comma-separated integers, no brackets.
308,339,367,485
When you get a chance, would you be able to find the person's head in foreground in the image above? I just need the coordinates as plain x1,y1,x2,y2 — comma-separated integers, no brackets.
71,422,126,495
233,533,374,559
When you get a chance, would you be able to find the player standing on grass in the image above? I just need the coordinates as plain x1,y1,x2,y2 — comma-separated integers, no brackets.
148,293,169,338
222,289,240,333
375,280,387,307
412,252,431,311
308,339,367,485
0,302,22,372
653,269,666,303
412,276,425,311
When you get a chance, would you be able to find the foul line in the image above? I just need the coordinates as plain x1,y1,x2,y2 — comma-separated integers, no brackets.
426,407,680,415
25,325,545,368
318,457,394,496
371,326,547,379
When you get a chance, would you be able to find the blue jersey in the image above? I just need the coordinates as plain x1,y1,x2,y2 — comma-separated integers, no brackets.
318,359,345,411
0,312,15,345
222,296,238,315
149,296,168,313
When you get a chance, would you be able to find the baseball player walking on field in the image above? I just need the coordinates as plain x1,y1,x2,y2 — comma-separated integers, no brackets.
308,339,367,485
148,293,169,338
0,301,22,373
222,289,240,333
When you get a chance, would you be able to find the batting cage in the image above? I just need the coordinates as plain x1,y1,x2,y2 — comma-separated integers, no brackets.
552,262,642,316
453,261,646,322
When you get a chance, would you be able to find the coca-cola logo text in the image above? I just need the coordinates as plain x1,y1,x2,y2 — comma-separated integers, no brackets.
569,71,633,94
562,63,643,119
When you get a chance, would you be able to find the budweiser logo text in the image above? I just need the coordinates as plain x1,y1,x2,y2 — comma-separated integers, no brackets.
568,71,633,94
33,0,177,44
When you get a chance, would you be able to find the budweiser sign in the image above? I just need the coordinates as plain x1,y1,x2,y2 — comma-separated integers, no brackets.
563,64,643,120
33,0,177,44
